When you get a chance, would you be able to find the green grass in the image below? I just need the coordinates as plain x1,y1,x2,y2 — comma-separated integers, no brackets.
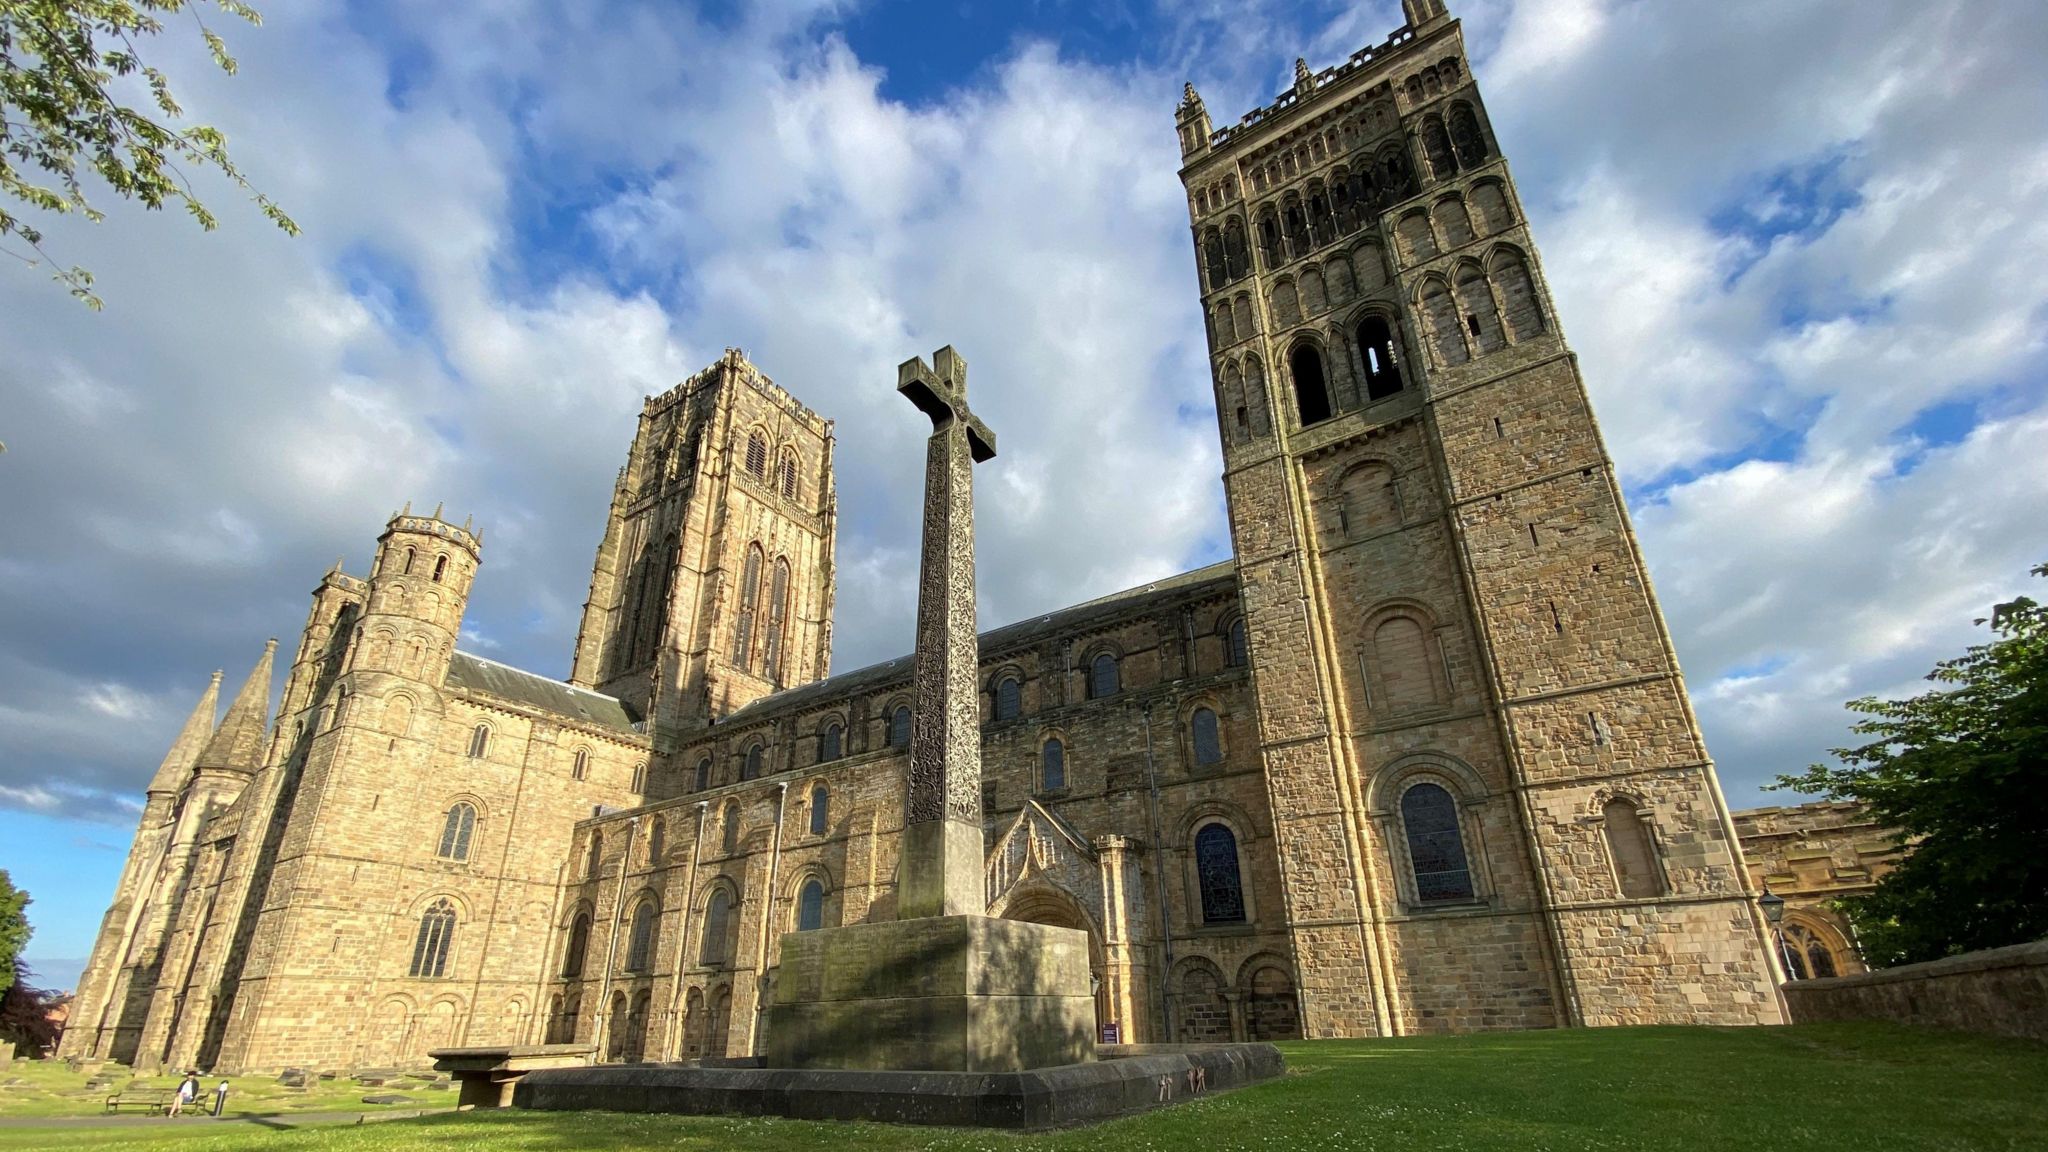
0,1057,441,1118
3,1023,2043,1150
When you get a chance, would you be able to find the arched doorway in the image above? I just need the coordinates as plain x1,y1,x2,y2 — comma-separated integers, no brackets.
1000,886,1108,1036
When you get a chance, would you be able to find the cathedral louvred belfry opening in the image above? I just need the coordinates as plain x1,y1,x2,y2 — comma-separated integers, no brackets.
63,0,1781,1075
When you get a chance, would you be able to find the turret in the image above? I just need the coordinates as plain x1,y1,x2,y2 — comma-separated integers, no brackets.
1176,82,1212,161
353,504,482,687
1403,0,1449,26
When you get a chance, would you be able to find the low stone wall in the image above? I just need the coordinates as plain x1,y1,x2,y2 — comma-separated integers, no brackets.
1782,940,2048,1042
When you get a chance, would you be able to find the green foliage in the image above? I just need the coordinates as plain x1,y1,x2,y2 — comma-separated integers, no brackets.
0,959,60,1058
1775,561,2048,966
0,870,27,999
0,0,298,308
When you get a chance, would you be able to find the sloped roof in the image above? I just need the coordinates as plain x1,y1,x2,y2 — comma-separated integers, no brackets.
446,651,643,734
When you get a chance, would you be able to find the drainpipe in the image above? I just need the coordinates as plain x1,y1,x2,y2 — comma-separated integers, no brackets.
1141,705,1178,1042
751,783,791,1054
663,801,709,1059
590,815,637,1063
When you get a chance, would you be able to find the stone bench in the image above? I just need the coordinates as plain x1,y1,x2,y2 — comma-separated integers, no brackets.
428,1045,594,1110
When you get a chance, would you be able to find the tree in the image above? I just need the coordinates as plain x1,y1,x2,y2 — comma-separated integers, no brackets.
2,0,298,308
1774,562,2048,967
0,960,62,1058
0,869,27,1000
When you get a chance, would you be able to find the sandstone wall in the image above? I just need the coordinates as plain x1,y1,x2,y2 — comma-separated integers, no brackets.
1783,941,2048,1042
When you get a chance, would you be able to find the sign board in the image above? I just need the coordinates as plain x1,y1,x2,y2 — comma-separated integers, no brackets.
1099,1022,1121,1044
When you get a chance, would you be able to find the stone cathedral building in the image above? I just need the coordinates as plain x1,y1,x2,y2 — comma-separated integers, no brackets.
63,0,1784,1074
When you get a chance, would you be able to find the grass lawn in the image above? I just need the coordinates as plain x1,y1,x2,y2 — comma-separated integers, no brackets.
0,1057,443,1118
2,1022,2042,1150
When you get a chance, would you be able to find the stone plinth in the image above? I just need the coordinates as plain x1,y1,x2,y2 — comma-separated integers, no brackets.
429,1044,594,1109
765,914,1093,1072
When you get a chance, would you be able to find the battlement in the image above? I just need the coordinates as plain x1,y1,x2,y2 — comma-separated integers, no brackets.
644,347,832,435
380,507,482,559
1209,24,1426,151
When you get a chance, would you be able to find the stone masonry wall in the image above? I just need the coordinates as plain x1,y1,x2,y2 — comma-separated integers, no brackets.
1784,942,2048,1042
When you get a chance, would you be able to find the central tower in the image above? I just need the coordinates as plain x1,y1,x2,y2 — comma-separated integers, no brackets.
570,349,838,744
1181,3,1782,1034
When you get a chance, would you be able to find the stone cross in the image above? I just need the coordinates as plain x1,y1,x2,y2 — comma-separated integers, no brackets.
896,346,996,920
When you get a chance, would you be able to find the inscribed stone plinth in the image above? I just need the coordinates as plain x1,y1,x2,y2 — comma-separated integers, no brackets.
765,905,1094,1071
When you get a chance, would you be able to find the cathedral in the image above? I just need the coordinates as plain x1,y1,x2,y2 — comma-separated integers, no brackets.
61,0,1785,1074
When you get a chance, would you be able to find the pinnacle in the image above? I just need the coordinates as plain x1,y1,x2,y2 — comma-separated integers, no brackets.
193,640,277,777
146,670,223,796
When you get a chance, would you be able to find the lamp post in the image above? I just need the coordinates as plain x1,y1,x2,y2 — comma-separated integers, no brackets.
1758,886,1796,981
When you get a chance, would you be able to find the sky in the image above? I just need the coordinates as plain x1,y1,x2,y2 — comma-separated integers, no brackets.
3,0,2045,994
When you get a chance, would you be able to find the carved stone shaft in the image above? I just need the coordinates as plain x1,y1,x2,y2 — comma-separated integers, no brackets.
897,346,996,919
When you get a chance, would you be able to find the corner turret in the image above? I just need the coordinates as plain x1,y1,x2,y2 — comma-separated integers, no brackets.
1176,82,1213,161
352,504,482,687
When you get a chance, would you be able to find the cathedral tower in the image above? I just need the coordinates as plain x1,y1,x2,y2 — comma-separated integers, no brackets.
570,349,837,742
1181,6,1780,1032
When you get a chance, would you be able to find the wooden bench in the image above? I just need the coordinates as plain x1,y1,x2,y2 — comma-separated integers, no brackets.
104,1090,176,1114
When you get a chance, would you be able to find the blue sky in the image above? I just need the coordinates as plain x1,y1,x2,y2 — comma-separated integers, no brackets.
3,0,2046,993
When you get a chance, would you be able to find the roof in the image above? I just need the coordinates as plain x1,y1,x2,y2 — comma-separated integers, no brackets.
446,651,644,734
724,560,1239,726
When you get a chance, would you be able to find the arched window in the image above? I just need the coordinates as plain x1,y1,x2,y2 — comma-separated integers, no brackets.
1191,708,1223,767
741,743,763,781
1436,196,1476,247
1602,798,1665,898
701,888,734,965
1289,343,1332,426
624,899,658,973
467,723,490,759
779,450,799,500
647,818,666,868
1040,737,1066,793
1420,278,1468,366
409,899,456,978
818,721,843,762
436,802,477,862
1455,263,1505,355
732,545,762,667
1341,465,1402,537
796,783,825,835
1489,248,1547,342
1088,652,1120,699
721,802,739,854
1194,824,1247,924
761,558,790,682
1401,783,1474,902
1223,217,1250,280
888,705,912,749
1422,115,1457,179
401,546,415,574
630,762,647,792
432,554,448,583
328,685,351,731
994,675,1023,722
1397,210,1438,263
694,757,712,791
562,911,592,978
1356,316,1406,401
571,748,589,781
1472,182,1514,234
1203,229,1228,291
1449,103,1489,167
585,831,604,879
745,431,767,478
796,879,826,932
1226,617,1249,668
1807,940,1838,979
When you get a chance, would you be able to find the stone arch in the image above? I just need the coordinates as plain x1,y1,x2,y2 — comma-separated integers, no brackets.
1170,956,1232,1043
1781,911,1858,980
1179,693,1230,770
1486,243,1547,342
1434,193,1476,248
1178,801,1259,927
1241,355,1272,439
384,691,417,736
1397,208,1438,263
784,863,837,931
1453,257,1505,355
1417,274,1467,366
708,984,734,1059
1360,600,1450,714
1237,953,1303,1041
1300,264,1328,315
1270,276,1302,328
1352,239,1389,292
1333,458,1403,539
1594,791,1668,899
1000,883,1109,1031
362,994,414,1068
1287,337,1333,427
1367,752,1491,906
1219,359,1249,445
1470,178,1514,234
682,986,707,1059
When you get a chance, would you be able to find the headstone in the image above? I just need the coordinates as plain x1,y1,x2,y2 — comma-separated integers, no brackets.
764,349,1094,1073
361,1093,415,1105
277,1067,310,1088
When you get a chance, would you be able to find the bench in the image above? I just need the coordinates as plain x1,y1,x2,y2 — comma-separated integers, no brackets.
104,1090,176,1114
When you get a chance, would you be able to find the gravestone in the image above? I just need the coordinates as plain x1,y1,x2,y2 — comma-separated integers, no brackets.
764,348,1095,1072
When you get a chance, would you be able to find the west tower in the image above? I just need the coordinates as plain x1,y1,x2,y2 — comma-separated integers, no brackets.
1181,3,1781,1033
570,349,838,743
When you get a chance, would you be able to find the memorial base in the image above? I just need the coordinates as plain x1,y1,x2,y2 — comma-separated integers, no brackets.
514,1044,1285,1129
766,914,1093,1072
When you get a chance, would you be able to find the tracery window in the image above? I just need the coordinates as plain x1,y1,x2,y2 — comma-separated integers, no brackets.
467,723,491,759
1194,823,1247,924
1401,782,1474,902
888,705,912,749
1040,737,1066,793
994,675,1023,722
797,879,826,932
1191,708,1224,767
1088,653,1120,700
436,802,477,862
732,545,763,667
818,721,843,762
762,558,790,682
779,450,799,500
409,899,456,978
624,900,658,972
809,785,829,835
745,431,768,478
